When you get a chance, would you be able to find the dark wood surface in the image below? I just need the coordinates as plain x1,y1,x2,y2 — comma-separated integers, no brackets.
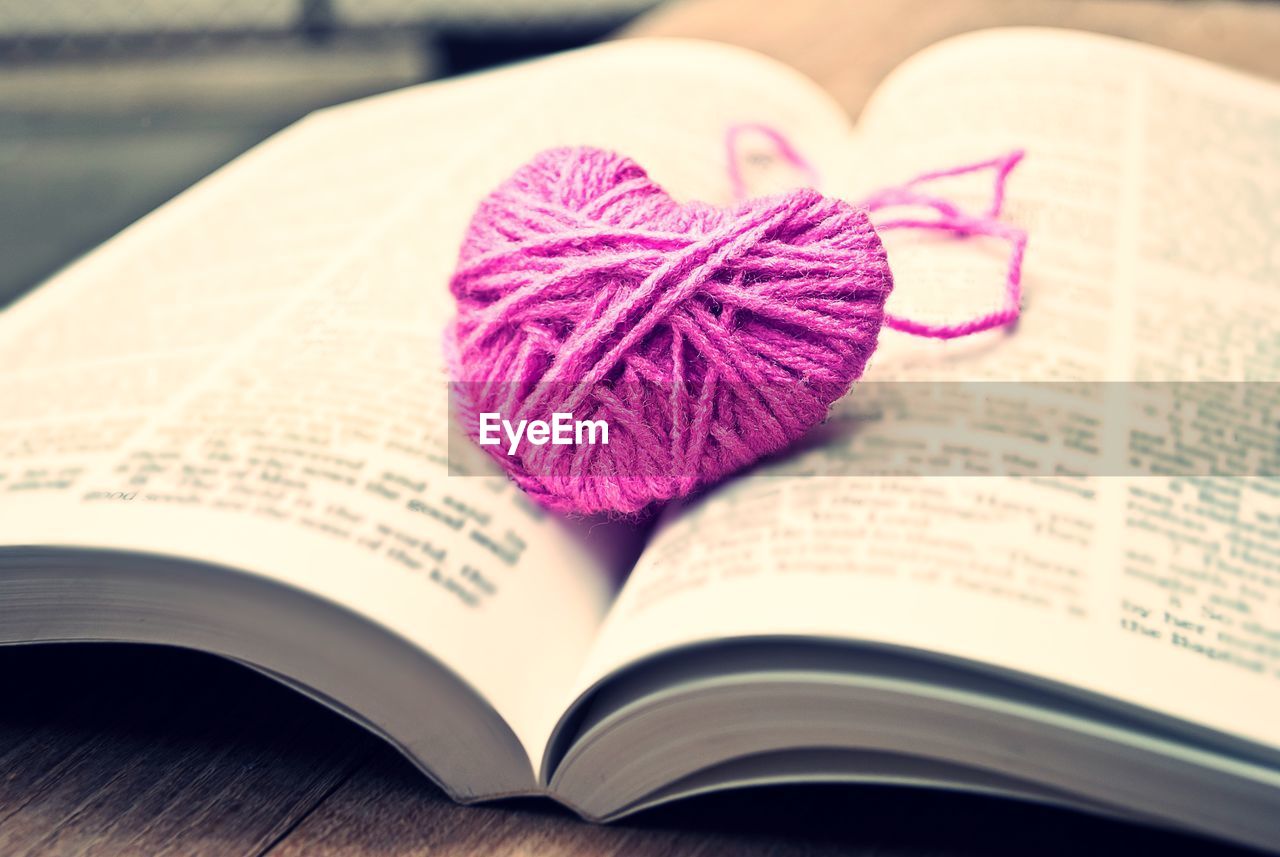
0,645,1255,856
4,1,1278,854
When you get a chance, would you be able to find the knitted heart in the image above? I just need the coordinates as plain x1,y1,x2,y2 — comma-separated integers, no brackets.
447,146,893,516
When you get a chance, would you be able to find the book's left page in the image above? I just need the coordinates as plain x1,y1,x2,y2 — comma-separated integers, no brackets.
0,38,853,795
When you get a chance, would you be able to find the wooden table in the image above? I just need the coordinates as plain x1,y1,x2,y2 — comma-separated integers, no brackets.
0,644,1257,857
3,2,1277,854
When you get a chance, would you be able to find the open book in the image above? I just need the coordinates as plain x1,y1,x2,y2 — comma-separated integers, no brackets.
1,27,1278,852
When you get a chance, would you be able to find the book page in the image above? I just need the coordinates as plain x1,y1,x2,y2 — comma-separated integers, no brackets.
0,38,852,775
577,29,1280,750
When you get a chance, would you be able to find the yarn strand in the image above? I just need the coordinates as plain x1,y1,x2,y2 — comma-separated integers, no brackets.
725,122,824,200
726,123,1027,340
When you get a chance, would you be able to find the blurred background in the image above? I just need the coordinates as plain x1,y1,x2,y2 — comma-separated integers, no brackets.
0,0,663,310
3,0,1278,313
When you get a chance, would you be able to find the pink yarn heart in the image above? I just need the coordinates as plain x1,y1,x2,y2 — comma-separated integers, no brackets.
447,146,893,516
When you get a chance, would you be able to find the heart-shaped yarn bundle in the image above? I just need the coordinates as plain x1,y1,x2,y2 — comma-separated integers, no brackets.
447,146,894,516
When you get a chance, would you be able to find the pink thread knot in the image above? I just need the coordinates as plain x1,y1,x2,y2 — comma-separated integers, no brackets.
449,146,894,516
448,136,1028,516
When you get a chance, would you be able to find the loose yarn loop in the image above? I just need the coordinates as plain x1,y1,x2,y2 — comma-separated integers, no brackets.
727,122,1027,339
448,138,1026,516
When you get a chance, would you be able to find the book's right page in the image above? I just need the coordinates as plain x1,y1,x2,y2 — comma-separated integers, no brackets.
574,28,1280,751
